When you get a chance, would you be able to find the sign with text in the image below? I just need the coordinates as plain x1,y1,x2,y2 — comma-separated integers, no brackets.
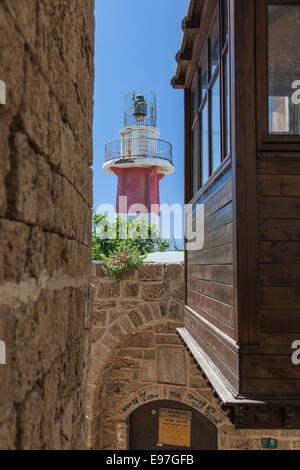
158,408,192,448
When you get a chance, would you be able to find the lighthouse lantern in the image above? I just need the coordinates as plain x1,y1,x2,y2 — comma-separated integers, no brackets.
133,94,147,119
103,92,174,222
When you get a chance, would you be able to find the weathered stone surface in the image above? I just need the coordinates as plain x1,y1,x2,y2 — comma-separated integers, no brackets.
87,262,186,449
0,410,17,450
164,263,184,281
86,262,300,452
157,346,187,385
18,391,43,450
96,281,120,298
138,264,164,281
121,282,140,298
0,0,94,450
141,282,170,301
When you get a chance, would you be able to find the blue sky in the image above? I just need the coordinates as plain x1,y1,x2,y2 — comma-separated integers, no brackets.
93,0,188,234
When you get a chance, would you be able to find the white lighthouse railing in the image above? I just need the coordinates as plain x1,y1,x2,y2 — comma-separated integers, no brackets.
105,138,172,163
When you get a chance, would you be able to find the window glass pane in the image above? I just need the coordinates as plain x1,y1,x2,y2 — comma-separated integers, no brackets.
223,0,229,45
224,52,231,156
211,75,221,172
209,12,220,79
193,86,198,120
193,125,199,195
201,101,209,186
200,53,208,103
268,5,300,135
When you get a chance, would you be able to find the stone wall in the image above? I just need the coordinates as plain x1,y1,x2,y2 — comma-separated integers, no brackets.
88,262,299,451
0,0,95,449
87,261,185,448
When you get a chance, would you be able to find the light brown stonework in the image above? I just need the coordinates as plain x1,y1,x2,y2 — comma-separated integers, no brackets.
87,262,299,451
0,0,299,450
0,0,94,450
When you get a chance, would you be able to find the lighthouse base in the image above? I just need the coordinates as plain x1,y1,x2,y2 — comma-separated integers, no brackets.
112,166,164,217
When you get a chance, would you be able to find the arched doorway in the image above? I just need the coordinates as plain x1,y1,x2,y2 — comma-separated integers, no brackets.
129,400,218,450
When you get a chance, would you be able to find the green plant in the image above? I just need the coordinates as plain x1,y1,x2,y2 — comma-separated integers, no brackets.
92,213,171,261
102,241,146,282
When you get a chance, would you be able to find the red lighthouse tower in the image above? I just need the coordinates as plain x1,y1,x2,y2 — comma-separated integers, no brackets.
103,92,174,220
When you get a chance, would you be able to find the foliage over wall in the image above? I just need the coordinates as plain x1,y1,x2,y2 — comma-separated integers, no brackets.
92,214,171,260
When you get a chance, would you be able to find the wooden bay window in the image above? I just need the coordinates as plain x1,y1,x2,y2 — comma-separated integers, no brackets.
257,0,300,149
191,0,231,198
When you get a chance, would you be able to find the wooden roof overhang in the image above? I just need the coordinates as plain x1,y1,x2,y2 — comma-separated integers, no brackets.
171,0,218,90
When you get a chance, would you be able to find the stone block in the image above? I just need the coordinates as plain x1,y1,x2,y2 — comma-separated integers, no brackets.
141,360,157,382
164,263,184,281
96,281,119,298
108,323,124,341
157,346,187,385
155,323,178,334
155,334,181,345
0,410,17,450
144,349,156,360
129,332,154,348
168,302,184,322
118,349,144,359
6,132,38,225
138,264,164,281
112,358,141,370
0,219,30,283
0,4,25,114
141,282,170,301
121,282,140,298
21,60,50,152
171,281,184,302
128,310,144,328
91,328,106,344
18,391,43,450
139,304,153,322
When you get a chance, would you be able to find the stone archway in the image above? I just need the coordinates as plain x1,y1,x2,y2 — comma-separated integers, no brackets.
86,320,230,450
86,262,235,450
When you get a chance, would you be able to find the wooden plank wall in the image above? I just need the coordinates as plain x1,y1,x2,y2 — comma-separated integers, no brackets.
185,165,239,394
241,155,300,398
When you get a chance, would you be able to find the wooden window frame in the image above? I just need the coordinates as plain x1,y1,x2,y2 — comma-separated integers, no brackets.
189,0,231,199
256,0,300,151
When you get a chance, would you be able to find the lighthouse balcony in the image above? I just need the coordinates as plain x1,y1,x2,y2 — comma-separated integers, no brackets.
105,137,172,163
103,137,174,176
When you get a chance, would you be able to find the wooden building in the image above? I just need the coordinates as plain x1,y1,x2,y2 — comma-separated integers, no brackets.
172,0,300,428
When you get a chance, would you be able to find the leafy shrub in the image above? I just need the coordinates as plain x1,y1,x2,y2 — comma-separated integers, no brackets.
92,214,171,261
102,242,146,282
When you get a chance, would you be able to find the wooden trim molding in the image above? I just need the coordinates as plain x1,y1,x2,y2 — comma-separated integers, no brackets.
178,328,300,409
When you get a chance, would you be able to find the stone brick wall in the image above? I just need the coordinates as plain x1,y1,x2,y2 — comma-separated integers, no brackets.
88,262,299,451
87,261,185,448
0,0,94,449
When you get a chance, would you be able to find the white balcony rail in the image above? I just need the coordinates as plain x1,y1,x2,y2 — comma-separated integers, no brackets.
105,137,172,163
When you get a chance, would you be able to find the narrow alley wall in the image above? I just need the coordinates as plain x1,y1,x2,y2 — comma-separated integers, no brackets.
0,0,95,449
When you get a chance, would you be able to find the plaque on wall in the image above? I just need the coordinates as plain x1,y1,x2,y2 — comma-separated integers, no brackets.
158,408,192,448
157,347,187,385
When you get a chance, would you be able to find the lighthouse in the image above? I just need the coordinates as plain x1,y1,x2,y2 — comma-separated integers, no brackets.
103,92,174,223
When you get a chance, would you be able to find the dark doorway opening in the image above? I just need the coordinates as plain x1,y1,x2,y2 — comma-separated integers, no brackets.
129,400,218,450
